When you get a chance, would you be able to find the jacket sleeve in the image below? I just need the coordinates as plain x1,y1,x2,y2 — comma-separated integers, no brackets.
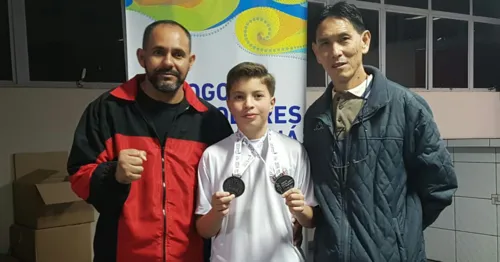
67,100,130,215
406,96,458,229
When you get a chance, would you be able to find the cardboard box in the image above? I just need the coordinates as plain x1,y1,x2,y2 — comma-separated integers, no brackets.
9,223,92,262
12,152,94,229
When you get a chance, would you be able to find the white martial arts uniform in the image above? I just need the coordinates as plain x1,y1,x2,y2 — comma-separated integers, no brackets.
196,129,317,262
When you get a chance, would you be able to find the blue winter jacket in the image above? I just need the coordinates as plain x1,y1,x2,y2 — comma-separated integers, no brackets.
303,65,457,262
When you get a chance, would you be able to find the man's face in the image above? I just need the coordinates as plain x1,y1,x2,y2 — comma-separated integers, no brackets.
137,24,195,93
312,17,370,84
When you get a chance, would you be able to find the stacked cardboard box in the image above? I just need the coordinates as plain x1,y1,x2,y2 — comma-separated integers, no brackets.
9,152,94,262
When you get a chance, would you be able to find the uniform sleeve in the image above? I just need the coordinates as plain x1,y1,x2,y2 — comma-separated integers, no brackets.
67,100,130,215
196,151,214,215
296,144,317,207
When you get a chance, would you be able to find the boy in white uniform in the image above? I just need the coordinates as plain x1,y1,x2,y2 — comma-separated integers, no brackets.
195,62,317,262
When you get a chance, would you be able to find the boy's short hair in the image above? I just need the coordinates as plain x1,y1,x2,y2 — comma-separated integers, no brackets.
226,62,276,96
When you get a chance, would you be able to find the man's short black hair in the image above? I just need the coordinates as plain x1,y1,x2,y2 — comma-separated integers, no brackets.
142,20,192,51
313,1,366,38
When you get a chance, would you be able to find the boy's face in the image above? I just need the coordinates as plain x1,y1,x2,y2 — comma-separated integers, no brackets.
226,77,275,132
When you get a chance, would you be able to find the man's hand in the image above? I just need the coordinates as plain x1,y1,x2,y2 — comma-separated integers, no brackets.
210,192,235,217
283,188,306,215
115,149,147,184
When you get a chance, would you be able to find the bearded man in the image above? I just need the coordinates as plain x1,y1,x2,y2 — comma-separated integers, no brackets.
67,20,233,262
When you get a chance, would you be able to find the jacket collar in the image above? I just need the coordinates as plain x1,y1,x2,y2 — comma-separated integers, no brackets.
109,74,208,112
313,65,390,118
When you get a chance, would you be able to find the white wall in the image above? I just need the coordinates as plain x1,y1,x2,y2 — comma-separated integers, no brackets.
307,89,500,139
423,139,500,262
1,87,500,254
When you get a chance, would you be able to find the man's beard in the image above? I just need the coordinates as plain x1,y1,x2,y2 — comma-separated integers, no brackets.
146,68,184,93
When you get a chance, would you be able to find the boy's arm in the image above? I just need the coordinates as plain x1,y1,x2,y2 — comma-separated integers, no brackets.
196,209,225,239
293,204,315,228
294,144,318,228
195,152,224,238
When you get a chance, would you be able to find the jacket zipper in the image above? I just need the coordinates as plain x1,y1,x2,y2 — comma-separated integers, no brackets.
341,107,375,262
132,103,170,262
341,133,352,262
161,105,190,262
318,116,351,262
314,85,382,261
161,145,167,262
341,110,372,262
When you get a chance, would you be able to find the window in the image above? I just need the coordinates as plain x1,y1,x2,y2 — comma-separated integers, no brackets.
307,1,327,87
24,0,126,83
2,0,500,90
474,22,500,89
473,0,500,19
432,0,469,14
359,9,379,68
433,18,468,88
0,0,12,81
386,13,426,88
385,0,427,10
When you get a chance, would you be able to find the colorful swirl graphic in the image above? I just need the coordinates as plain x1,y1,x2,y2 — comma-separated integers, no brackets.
126,0,238,31
273,0,306,5
235,7,306,55
125,0,307,56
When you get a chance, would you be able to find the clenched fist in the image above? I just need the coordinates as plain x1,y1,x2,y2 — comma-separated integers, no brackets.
115,149,147,184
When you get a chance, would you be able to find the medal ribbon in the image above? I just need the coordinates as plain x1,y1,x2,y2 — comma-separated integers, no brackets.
232,130,282,180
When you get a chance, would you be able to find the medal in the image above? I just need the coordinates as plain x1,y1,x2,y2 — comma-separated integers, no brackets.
229,130,291,197
274,174,295,194
223,176,245,197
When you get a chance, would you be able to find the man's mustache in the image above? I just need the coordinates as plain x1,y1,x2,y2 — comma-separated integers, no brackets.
155,69,180,78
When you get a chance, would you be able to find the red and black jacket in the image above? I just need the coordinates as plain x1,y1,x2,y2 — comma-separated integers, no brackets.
67,74,233,262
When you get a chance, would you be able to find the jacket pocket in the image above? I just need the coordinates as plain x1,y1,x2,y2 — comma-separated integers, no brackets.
392,218,408,262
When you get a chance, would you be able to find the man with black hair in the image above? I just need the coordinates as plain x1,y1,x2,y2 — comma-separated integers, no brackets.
67,20,233,262
303,2,457,261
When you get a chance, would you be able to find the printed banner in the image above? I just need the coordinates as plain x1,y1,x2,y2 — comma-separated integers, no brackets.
124,0,307,141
